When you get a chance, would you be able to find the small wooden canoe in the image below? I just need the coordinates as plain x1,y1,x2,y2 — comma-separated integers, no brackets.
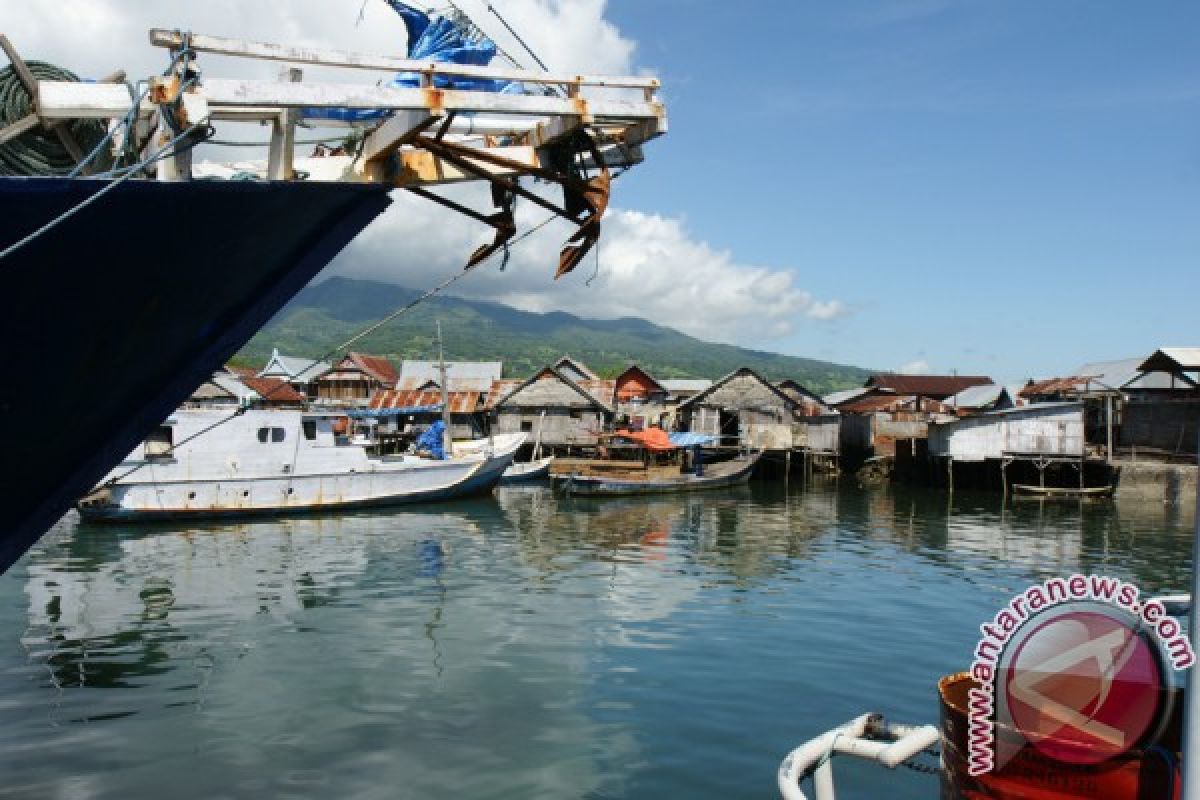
553,451,761,496
1011,483,1115,498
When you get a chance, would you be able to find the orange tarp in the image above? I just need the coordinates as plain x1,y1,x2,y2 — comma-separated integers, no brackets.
615,428,676,452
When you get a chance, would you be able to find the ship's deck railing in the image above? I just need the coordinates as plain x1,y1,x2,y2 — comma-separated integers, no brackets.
31,29,667,186
777,714,941,800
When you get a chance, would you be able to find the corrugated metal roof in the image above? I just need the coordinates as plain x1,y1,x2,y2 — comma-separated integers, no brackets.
1139,348,1200,373
866,374,993,396
823,387,871,406
553,355,598,381
839,394,952,415
1073,358,1182,391
370,389,481,414
346,352,399,385
241,376,305,405
399,360,503,383
943,383,1008,409
1020,376,1091,397
660,379,712,393
259,350,331,382
484,379,522,409
937,400,1085,420
394,375,498,393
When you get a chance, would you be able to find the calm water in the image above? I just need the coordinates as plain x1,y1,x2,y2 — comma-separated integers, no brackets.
0,481,1194,799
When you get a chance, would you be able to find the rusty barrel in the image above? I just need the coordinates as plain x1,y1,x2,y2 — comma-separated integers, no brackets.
938,672,1181,799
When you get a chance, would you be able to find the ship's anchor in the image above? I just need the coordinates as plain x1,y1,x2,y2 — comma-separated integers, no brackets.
405,127,611,279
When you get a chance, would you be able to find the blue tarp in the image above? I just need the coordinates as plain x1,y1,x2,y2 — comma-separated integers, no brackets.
305,1,518,123
348,405,442,418
668,432,717,448
416,420,447,459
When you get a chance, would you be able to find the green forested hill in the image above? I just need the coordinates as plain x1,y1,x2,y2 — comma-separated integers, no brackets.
236,277,870,394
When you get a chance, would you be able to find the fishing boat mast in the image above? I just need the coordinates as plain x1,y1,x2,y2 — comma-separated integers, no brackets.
436,320,453,458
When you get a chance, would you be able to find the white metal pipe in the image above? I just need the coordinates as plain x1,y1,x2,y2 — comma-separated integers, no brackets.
777,716,940,799
812,759,836,800
778,715,873,800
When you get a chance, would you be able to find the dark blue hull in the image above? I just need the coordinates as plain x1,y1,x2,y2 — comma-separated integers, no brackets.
0,177,392,571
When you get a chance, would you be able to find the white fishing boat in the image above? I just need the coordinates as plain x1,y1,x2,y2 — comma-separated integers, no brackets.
77,408,525,520
500,455,555,484
500,409,553,483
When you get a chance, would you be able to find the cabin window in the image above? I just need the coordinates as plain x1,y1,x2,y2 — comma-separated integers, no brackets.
302,420,317,441
520,420,533,432
144,426,173,458
258,427,286,443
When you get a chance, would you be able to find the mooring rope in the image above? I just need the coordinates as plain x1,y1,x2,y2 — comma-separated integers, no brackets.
0,61,108,176
99,199,567,488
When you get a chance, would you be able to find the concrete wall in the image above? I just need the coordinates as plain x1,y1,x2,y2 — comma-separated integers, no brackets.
1113,460,1198,506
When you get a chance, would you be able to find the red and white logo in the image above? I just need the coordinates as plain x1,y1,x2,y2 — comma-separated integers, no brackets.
965,575,1193,776
1000,607,1164,765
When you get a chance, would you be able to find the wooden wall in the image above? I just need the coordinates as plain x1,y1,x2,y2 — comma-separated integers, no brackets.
494,408,606,446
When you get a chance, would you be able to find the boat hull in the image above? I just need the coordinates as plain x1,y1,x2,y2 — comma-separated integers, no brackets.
0,177,391,568
554,453,760,496
1011,484,1115,498
499,456,554,484
79,446,518,521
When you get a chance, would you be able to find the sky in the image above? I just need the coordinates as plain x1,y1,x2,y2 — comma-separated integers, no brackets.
4,1,1198,382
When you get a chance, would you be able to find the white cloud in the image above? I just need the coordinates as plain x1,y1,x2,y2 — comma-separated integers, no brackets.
338,192,848,342
2,0,846,346
896,359,932,375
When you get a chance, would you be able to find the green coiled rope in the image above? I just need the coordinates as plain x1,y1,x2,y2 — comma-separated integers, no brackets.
0,61,108,176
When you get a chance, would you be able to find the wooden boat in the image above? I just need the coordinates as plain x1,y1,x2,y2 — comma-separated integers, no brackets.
552,451,761,496
499,456,554,484
1011,483,1115,498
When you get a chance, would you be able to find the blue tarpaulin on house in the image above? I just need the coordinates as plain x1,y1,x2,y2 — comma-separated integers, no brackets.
347,405,442,418
304,1,518,123
668,432,717,448
416,420,447,459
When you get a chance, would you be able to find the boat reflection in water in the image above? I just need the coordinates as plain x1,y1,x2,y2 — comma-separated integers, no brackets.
2,483,1195,799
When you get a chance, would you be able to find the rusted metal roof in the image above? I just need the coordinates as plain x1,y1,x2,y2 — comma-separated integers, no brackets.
865,374,992,397
1019,376,1091,398
330,352,398,385
484,379,522,409
240,376,306,405
370,389,481,414
839,393,951,415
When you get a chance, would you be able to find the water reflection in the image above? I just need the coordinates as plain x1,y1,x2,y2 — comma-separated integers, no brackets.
0,484,1192,800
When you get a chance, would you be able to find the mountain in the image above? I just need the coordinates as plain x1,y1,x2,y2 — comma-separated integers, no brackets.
234,277,871,394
